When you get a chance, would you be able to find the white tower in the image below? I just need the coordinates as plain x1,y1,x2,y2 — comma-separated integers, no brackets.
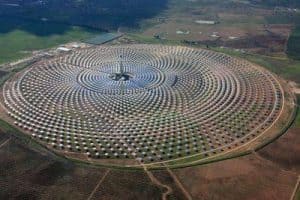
118,55,124,75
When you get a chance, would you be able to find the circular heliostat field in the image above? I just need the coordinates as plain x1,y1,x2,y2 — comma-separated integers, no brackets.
2,45,284,166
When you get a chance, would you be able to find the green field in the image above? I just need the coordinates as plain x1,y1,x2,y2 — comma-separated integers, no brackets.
242,55,300,84
0,19,101,64
296,94,300,128
287,26,300,60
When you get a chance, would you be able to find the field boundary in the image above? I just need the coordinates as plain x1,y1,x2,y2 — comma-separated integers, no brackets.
291,175,300,200
86,169,110,200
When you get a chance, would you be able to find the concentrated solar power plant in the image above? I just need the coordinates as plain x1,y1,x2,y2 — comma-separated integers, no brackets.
2,45,284,166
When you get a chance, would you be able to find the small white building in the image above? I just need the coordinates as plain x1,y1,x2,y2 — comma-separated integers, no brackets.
195,20,218,25
57,47,71,52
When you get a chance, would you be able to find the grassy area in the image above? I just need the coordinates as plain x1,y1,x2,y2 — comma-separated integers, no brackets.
287,26,300,60
296,187,300,200
0,119,49,154
0,60,38,86
295,94,300,127
0,19,101,64
296,112,300,128
162,150,251,169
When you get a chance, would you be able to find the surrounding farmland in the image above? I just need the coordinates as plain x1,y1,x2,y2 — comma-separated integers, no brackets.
0,106,300,199
173,154,297,200
125,0,300,66
0,0,299,65
0,120,165,199
0,136,162,199
0,1,300,199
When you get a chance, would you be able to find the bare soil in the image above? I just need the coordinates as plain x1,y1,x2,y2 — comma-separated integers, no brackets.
90,170,162,200
258,127,300,173
152,170,188,200
0,135,108,200
173,154,297,200
172,112,300,200
0,109,299,200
